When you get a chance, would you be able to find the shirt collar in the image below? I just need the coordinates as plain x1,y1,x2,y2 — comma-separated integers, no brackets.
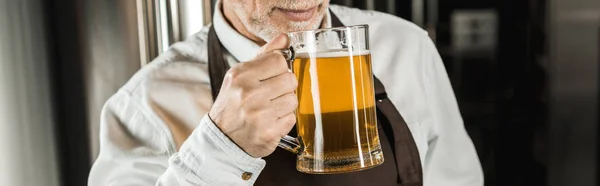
212,0,332,62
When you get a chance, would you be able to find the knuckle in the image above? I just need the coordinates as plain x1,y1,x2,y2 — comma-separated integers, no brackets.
241,111,257,124
266,53,288,70
285,114,297,125
289,96,299,109
284,72,298,90
273,99,296,115
240,97,254,112
226,67,243,84
241,103,252,115
278,96,294,111
240,88,256,101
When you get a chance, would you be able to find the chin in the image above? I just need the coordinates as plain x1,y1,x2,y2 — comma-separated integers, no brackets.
251,14,324,41
276,17,323,32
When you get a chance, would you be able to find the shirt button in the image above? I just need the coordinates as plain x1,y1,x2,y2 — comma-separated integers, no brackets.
377,99,384,103
241,172,253,180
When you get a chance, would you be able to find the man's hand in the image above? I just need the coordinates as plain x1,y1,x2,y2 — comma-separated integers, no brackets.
208,34,298,158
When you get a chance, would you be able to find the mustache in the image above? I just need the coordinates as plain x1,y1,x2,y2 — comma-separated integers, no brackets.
270,0,325,10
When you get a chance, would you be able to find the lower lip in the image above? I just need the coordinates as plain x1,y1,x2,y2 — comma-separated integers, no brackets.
277,7,318,22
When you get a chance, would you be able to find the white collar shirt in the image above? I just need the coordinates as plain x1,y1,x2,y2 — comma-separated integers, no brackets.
88,1,483,186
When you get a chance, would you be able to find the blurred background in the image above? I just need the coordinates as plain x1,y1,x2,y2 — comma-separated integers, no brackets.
0,0,598,185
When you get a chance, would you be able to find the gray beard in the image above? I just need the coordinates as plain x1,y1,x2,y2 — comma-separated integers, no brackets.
252,19,322,42
232,3,325,42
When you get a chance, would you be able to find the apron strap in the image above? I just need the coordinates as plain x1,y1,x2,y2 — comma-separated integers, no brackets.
374,78,424,185
208,25,230,101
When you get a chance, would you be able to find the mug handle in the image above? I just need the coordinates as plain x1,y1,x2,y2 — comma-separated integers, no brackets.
277,46,304,155
279,135,303,155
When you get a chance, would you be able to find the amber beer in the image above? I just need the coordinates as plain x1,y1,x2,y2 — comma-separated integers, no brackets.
280,24,381,174
292,50,384,173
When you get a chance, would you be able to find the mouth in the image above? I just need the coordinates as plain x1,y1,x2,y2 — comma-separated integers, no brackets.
275,4,321,22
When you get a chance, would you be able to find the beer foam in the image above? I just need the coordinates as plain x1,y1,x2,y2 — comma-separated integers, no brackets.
295,50,371,59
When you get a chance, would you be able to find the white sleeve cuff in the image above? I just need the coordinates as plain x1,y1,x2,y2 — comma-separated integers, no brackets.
168,114,266,185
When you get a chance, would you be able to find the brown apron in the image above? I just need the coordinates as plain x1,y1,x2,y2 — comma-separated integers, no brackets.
207,11,423,186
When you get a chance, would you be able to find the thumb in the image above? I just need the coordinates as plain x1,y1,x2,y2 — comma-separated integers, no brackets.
257,34,290,56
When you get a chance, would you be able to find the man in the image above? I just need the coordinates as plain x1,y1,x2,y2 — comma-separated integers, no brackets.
88,0,483,185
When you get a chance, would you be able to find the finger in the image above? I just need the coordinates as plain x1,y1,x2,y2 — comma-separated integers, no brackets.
269,92,298,118
259,71,298,99
226,55,288,88
240,34,291,84
275,112,297,136
257,34,290,56
239,52,290,82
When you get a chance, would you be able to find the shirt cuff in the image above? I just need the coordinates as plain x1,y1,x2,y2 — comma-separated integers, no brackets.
169,114,266,185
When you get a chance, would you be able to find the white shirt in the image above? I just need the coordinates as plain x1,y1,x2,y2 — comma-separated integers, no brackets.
88,2,483,186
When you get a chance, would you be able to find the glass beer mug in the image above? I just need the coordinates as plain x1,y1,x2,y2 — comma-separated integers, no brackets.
278,25,384,174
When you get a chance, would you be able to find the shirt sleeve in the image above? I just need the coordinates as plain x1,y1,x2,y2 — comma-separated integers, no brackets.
419,36,485,186
88,91,266,186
